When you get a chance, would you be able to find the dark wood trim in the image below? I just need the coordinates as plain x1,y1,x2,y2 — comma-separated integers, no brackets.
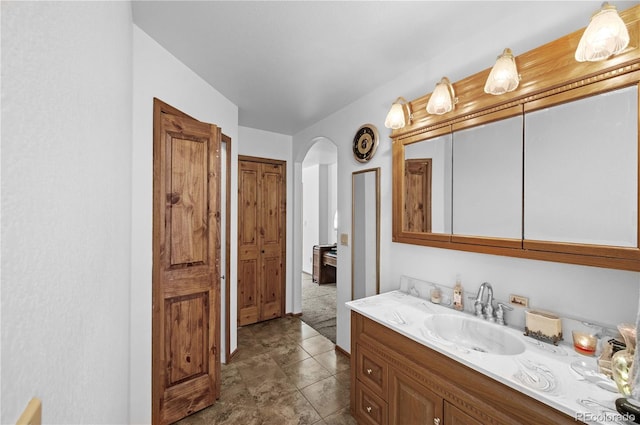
335,344,350,359
227,348,238,363
287,312,303,317
222,133,232,365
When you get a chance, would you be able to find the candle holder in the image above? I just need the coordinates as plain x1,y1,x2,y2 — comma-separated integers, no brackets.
572,330,598,356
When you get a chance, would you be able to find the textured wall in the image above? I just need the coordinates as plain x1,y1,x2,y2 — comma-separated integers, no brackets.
131,26,239,425
2,2,132,423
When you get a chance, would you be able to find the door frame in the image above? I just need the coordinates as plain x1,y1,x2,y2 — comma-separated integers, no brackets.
222,134,232,363
238,155,287,321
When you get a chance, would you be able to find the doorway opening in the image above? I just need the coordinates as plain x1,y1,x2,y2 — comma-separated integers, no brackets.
301,139,338,342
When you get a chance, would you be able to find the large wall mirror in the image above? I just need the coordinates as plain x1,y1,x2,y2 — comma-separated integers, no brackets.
390,6,640,271
352,168,380,300
452,108,523,247
524,85,638,251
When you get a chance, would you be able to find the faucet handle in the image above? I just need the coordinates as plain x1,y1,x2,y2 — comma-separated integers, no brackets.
496,302,513,326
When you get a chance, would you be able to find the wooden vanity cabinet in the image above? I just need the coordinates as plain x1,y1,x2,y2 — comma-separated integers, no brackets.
351,311,583,425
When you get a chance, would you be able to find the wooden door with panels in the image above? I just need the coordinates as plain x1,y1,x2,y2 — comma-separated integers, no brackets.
404,158,432,233
237,156,286,326
152,99,221,425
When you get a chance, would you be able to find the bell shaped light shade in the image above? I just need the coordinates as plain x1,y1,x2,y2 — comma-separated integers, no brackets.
575,3,629,62
484,48,520,95
384,97,411,129
426,77,456,115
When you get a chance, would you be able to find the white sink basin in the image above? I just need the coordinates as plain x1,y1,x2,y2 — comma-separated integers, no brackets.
423,314,526,355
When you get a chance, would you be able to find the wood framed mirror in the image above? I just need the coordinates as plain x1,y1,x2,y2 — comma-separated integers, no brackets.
352,168,380,299
391,5,640,271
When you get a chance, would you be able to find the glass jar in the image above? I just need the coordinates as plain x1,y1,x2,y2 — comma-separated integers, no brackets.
612,323,637,396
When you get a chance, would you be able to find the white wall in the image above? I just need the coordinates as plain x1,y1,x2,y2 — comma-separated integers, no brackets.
292,4,640,353
2,2,132,423
131,26,238,424
302,165,320,274
237,126,294,313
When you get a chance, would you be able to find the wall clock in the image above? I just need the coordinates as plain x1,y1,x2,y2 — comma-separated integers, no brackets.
353,124,379,163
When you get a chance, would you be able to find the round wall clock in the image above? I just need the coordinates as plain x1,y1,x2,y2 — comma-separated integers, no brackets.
352,124,379,163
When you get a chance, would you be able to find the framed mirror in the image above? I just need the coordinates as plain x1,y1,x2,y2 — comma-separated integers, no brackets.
451,107,523,247
352,168,380,300
524,83,638,256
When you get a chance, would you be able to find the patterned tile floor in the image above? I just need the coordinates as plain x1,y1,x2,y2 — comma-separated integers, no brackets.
174,316,356,425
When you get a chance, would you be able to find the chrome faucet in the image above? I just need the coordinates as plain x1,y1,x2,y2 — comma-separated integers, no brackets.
473,282,495,322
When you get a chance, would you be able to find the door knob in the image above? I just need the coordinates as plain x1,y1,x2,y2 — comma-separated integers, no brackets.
366,406,372,413
434,418,441,425
366,368,373,375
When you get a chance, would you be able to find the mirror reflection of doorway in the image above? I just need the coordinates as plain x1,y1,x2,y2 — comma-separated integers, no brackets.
301,139,337,343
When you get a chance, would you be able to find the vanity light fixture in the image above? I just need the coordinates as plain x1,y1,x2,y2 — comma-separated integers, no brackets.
384,97,412,129
484,48,521,95
575,2,629,62
426,77,457,115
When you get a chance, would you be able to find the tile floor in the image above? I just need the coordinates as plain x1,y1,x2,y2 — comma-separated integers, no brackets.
175,316,356,425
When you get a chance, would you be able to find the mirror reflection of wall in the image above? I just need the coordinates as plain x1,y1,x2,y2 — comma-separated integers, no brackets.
525,85,638,247
352,168,380,300
404,134,452,234
452,115,523,239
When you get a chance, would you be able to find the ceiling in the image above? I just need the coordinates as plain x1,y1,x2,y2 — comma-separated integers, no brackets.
132,1,636,136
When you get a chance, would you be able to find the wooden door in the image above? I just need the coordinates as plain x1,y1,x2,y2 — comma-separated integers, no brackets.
238,156,285,326
152,100,221,425
389,367,443,425
404,158,432,233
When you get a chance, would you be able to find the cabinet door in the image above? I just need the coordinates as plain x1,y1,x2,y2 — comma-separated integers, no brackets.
444,401,484,425
389,367,443,425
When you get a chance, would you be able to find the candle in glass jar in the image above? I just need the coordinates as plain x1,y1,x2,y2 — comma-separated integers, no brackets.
572,331,597,356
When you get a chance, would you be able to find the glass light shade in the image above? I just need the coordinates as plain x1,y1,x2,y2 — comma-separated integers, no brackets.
426,77,455,115
384,102,406,129
484,48,520,95
575,3,629,62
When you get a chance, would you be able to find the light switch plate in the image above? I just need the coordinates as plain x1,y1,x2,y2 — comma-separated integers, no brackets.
340,233,349,246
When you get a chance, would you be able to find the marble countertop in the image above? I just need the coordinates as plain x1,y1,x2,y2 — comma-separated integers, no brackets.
346,291,631,425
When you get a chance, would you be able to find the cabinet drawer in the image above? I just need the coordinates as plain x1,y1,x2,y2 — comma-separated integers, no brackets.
356,344,388,398
356,379,388,425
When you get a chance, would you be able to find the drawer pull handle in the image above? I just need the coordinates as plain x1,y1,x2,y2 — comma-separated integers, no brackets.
366,368,373,375
366,406,372,413
434,418,441,425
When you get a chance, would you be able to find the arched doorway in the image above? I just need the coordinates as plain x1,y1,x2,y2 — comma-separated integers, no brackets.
299,138,338,342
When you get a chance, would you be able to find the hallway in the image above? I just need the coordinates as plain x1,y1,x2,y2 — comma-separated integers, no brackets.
175,316,355,425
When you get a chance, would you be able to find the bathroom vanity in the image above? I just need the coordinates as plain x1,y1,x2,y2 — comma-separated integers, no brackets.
347,292,623,425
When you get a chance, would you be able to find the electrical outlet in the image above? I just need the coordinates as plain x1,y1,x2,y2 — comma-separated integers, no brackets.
340,233,349,246
509,294,529,308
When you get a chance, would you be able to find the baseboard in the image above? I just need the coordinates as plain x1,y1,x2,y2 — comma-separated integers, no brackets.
335,344,350,358
226,348,238,363
287,312,303,317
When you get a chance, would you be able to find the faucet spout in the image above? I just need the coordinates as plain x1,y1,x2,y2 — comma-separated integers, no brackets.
474,282,494,321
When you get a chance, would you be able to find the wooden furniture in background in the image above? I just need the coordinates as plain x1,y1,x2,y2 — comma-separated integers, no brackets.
351,312,581,425
313,244,336,284
237,156,286,326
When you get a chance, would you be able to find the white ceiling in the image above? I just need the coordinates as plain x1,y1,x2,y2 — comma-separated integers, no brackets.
132,1,636,136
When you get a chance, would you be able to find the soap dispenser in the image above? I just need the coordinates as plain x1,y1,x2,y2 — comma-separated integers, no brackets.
453,274,464,311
